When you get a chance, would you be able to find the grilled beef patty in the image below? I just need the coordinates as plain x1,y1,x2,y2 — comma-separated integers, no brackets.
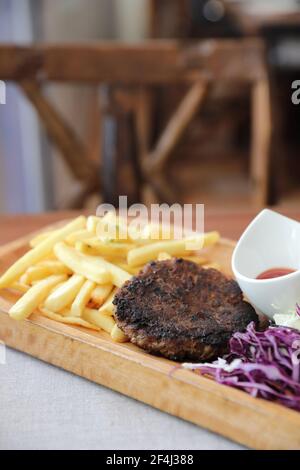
113,259,258,362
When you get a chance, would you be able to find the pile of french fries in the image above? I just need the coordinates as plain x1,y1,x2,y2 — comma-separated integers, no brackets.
0,213,220,342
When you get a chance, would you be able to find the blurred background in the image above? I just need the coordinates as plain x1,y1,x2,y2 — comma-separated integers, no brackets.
0,0,300,213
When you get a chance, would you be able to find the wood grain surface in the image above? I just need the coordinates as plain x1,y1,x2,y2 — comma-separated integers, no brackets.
0,215,300,450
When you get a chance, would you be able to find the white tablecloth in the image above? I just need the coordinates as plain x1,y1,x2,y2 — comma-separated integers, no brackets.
0,347,243,450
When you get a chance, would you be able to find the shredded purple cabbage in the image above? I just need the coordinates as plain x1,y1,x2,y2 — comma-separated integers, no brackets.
183,322,300,412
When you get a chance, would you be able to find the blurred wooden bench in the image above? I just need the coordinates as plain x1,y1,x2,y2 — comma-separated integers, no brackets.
0,39,272,208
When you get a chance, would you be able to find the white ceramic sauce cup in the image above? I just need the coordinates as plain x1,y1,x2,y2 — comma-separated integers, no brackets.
232,209,300,319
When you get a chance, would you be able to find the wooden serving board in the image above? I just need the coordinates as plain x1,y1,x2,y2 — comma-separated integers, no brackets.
0,227,300,450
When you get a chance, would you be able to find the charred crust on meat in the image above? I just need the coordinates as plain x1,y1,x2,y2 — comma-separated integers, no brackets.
113,259,258,362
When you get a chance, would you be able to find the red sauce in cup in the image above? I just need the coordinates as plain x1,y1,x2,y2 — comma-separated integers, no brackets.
256,267,295,280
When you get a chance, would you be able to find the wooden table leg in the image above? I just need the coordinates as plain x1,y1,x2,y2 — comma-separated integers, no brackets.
141,81,208,203
100,85,142,207
250,78,272,208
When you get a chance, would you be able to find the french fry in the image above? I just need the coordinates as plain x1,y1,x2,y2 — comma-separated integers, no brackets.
101,216,160,244
54,242,112,285
134,222,165,243
132,222,178,244
99,288,117,316
11,282,30,293
20,273,30,286
63,241,130,287
38,260,73,273
0,216,86,289
74,241,89,253
157,252,172,261
25,266,52,283
74,241,105,258
38,254,57,262
115,263,141,276
203,262,221,270
98,212,158,244
37,260,65,268
29,231,55,248
126,221,151,243
90,284,113,306
9,274,67,321
39,307,100,331
83,238,134,257
48,281,66,293
102,260,131,288
86,215,101,233
71,279,95,317
65,229,93,244
78,246,130,267
127,232,220,267
103,260,131,287
26,263,71,283
126,218,175,244
82,307,115,333
111,324,128,343
200,231,220,247
127,239,190,267
44,274,85,312
96,212,130,242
